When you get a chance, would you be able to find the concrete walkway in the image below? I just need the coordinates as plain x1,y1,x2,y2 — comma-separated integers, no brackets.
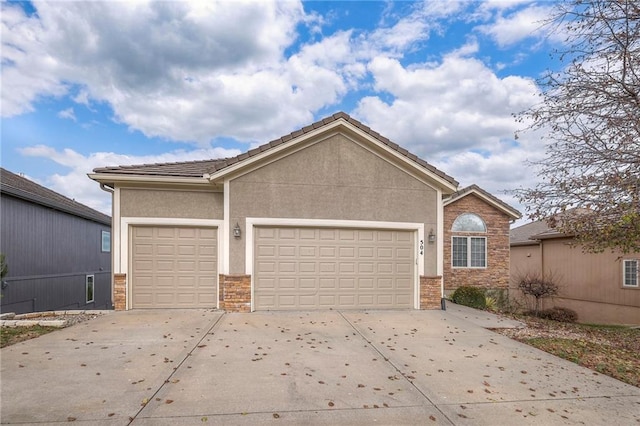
1,309,638,425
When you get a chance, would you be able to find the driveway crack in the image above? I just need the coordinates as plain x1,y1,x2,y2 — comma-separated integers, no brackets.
128,311,226,425
338,311,456,425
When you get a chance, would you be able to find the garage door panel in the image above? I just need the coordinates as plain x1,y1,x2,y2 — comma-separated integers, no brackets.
131,226,217,309
278,246,296,257
300,278,318,288
319,278,336,289
319,248,336,258
279,278,296,289
254,227,415,310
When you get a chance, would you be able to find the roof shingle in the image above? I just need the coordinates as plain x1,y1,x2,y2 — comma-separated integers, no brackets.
1,168,110,225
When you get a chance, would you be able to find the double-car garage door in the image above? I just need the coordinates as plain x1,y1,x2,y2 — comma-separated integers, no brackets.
254,227,415,310
130,225,416,310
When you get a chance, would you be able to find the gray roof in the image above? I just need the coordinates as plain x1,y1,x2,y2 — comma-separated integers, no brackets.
0,168,111,226
510,219,552,246
93,112,458,187
445,184,521,219
93,158,226,177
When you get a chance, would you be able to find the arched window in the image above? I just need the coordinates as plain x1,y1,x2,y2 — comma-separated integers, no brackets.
451,213,487,268
452,213,486,232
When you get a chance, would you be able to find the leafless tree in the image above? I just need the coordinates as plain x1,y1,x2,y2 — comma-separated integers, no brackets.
516,272,560,316
516,0,640,253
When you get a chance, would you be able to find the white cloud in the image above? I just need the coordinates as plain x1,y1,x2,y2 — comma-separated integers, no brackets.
355,48,540,156
2,0,558,224
57,107,76,121
18,145,242,215
352,38,546,220
476,4,556,47
1,1,315,143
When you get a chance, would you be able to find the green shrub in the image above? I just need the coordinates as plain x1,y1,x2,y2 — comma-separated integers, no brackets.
537,307,578,323
451,286,486,309
485,296,497,311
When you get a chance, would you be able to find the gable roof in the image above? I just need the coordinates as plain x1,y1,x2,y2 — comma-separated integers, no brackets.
0,168,111,226
91,112,458,190
443,184,521,220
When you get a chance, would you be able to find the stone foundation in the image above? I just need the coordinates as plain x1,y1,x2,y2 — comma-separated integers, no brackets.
420,276,442,310
219,274,251,313
114,273,126,311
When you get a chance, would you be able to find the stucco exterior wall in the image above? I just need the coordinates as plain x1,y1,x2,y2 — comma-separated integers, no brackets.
510,238,640,325
120,188,223,219
228,134,438,274
443,194,511,295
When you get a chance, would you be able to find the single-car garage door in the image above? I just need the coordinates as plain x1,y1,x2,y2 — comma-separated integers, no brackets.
131,226,217,308
254,227,415,310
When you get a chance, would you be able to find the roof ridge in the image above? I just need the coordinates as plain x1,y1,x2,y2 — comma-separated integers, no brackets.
446,184,521,219
206,111,458,186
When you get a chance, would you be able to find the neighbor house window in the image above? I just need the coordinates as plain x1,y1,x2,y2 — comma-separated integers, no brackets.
101,231,111,253
86,275,95,303
451,213,487,268
623,260,638,287
452,236,487,268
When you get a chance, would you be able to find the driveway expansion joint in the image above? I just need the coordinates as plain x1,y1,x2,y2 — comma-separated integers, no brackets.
127,312,226,425
337,310,456,425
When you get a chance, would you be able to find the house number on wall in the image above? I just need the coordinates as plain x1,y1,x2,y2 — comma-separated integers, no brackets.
419,240,424,255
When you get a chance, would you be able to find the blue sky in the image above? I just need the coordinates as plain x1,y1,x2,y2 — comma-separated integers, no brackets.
1,0,562,219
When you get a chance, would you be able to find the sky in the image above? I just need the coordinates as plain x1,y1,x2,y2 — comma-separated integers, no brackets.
1,0,565,224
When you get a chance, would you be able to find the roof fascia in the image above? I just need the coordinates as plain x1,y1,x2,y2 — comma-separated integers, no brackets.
510,240,541,247
88,173,211,187
444,189,520,219
205,119,458,192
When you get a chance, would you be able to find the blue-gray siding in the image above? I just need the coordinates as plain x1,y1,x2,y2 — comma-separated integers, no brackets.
0,194,112,314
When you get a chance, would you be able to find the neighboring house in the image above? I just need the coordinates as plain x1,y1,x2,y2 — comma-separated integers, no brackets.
443,185,521,300
89,112,519,312
510,220,640,325
0,168,112,314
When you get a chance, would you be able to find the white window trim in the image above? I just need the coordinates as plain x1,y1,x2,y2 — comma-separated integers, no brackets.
451,236,487,269
622,259,639,288
86,275,95,303
101,231,111,253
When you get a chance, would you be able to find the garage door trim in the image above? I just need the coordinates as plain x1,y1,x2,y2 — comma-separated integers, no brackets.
121,217,224,310
246,218,425,311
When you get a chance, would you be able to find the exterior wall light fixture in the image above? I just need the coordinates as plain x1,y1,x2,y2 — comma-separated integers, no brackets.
428,228,436,244
233,223,241,239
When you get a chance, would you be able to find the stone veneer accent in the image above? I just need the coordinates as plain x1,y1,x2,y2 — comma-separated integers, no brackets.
420,276,442,310
113,273,126,311
219,274,251,313
443,194,511,294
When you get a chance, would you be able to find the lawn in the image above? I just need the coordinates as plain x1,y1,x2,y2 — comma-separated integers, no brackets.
1,325,59,348
494,316,640,387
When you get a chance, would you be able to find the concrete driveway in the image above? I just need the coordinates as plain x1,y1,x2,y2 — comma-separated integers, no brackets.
1,308,638,425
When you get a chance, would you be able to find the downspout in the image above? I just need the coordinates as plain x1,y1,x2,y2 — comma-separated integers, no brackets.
99,183,114,194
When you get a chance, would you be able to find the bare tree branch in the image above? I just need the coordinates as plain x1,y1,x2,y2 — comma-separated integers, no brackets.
515,0,640,253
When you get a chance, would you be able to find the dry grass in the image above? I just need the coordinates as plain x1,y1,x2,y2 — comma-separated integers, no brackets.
494,315,640,387
1,325,58,348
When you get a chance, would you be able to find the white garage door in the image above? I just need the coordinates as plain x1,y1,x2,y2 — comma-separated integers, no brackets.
131,226,217,308
254,227,415,310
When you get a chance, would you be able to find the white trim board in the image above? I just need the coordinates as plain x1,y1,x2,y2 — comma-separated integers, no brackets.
120,217,224,310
